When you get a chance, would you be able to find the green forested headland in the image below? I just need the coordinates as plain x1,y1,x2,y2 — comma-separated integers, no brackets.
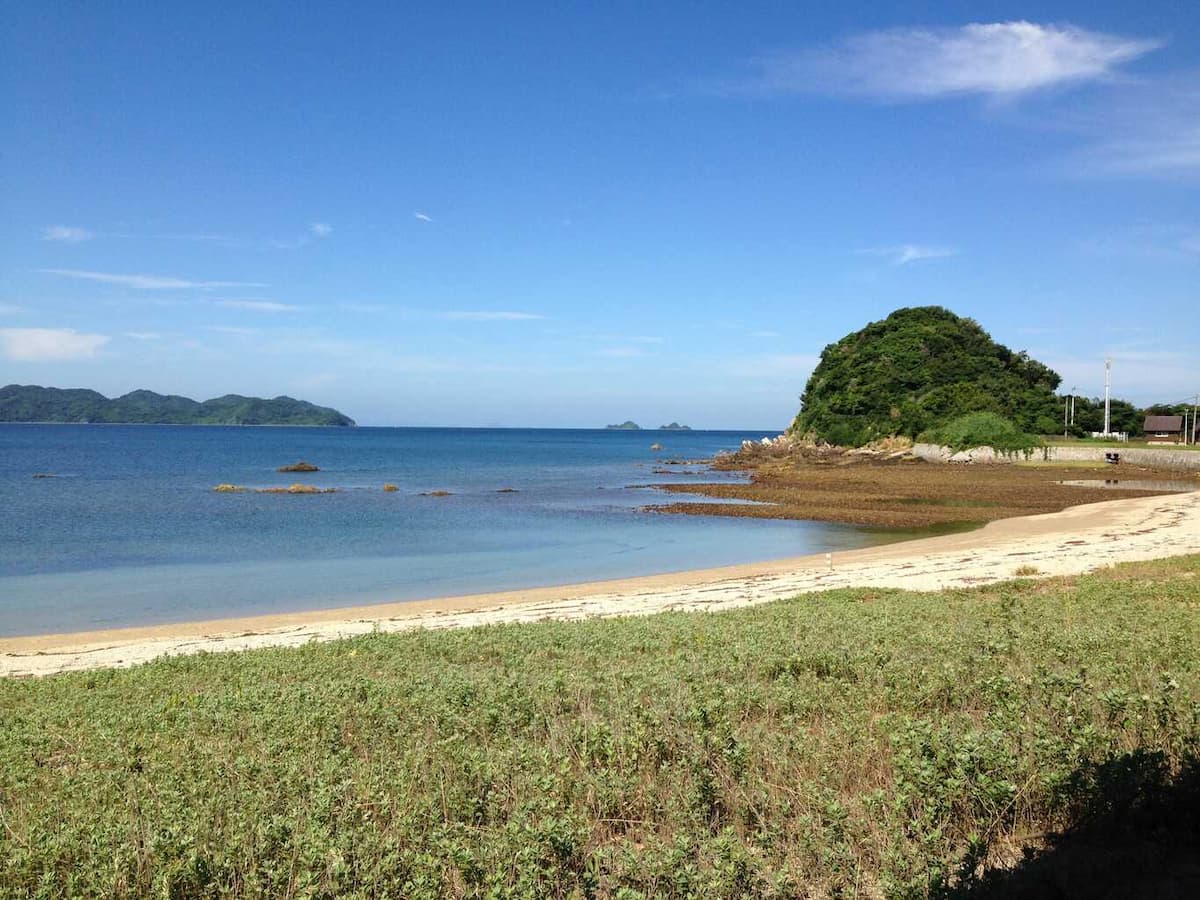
791,307,1062,446
0,385,356,426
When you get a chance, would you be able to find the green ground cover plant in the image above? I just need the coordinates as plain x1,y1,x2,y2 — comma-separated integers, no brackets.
2,557,1198,898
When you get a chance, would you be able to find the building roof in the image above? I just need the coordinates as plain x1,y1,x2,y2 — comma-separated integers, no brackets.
1144,415,1183,431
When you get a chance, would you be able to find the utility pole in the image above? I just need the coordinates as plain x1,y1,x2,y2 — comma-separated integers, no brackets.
1064,392,1069,438
1103,357,1111,437
1070,386,1076,426
1193,394,1199,445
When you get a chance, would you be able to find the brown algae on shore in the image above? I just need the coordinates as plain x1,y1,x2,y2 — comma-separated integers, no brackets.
649,442,1190,528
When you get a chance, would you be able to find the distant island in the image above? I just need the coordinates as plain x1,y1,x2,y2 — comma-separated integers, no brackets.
0,385,356,426
606,421,692,431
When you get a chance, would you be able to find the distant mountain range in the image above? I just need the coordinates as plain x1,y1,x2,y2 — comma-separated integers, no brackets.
0,385,356,426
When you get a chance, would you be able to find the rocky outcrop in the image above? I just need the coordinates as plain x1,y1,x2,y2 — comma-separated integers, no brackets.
277,461,320,473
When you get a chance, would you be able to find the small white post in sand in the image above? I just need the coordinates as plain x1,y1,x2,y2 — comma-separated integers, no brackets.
827,552,833,571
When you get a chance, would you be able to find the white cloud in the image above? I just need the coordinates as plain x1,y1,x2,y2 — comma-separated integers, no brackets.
1079,124,1200,177
41,225,93,243
310,222,333,237
756,22,1159,100
748,330,782,338
414,212,433,222
124,331,162,341
858,244,958,265
206,325,259,336
214,300,301,313
0,303,22,315
40,269,264,290
441,310,545,321
598,346,646,358
0,328,110,361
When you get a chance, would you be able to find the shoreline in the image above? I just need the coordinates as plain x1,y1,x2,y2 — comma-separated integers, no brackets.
4,489,1199,678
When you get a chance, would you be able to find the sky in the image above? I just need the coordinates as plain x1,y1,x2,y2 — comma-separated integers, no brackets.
1,2,1198,428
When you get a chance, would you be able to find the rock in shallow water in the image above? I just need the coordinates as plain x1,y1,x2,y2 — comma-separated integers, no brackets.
277,461,320,473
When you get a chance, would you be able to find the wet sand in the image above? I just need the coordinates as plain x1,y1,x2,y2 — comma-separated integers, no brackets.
4,489,1198,678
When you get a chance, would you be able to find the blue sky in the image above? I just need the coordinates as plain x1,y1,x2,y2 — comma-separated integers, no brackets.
2,2,1197,428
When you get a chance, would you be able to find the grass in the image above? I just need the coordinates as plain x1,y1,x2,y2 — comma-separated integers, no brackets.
2,558,1199,898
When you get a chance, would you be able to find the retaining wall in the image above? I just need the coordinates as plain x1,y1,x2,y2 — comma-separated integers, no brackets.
912,442,1200,471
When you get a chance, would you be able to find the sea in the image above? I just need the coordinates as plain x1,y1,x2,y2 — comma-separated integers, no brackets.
2,425,904,637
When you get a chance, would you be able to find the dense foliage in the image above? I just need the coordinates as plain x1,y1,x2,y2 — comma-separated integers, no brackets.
3,557,1197,897
920,412,1040,454
791,307,1062,447
0,385,355,426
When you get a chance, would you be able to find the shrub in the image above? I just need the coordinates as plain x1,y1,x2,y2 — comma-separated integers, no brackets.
921,412,1041,454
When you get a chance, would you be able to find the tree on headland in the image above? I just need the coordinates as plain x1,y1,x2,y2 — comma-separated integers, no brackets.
791,307,1062,447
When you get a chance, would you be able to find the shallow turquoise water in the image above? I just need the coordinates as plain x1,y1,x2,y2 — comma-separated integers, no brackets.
2,425,895,635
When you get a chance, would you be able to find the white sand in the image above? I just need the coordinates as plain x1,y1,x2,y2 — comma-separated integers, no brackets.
3,490,1198,678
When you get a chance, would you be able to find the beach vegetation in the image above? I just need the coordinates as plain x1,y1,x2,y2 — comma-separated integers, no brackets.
920,412,1041,455
2,556,1198,897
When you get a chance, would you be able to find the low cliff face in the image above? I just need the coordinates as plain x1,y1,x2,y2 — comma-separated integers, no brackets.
0,385,356,426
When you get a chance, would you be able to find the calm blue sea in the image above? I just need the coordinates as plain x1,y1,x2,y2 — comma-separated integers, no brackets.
1,425,896,636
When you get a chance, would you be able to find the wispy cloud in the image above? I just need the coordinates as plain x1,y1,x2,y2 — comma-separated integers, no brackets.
598,346,647,358
1042,347,1200,401
748,330,782,339
338,302,388,313
440,310,545,322
0,327,110,361
310,222,333,237
124,331,162,341
1076,223,1200,260
41,225,94,243
39,269,264,290
414,212,433,223
858,244,958,265
214,300,301,313
0,303,22,315
1062,73,1200,178
751,22,1159,100
206,325,259,336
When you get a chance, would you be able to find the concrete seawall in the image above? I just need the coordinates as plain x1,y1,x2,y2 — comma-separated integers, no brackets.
912,443,1200,471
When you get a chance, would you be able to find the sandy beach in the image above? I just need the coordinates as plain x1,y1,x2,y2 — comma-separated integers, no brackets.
3,488,1198,678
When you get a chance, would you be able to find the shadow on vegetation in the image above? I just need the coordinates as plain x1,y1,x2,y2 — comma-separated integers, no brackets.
959,753,1200,899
